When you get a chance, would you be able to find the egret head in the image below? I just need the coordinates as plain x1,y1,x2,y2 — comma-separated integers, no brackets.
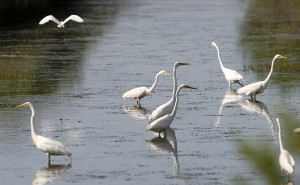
184,85,197,90
275,54,287,59
159,70,172,77
16,102,31,108
209,42,216,48
175,62,190,67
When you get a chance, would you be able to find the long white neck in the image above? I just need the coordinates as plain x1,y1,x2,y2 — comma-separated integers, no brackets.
264,56,277,85
170,85,184,117
29,103,38,144
147,72,161,94
214,45,225,70
277,118,284,152
172,64,178,99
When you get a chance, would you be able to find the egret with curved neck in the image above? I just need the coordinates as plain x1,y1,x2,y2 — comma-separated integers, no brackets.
276,118,295,175
237,54,287,101
145,84,197,136
148,62,190,123
122,70,171,106
16,102,72,164
210,42,244,90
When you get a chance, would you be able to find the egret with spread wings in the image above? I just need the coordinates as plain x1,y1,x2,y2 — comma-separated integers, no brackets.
39,15,84,28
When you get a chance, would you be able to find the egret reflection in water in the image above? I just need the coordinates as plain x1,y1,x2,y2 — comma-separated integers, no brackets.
32,164,72,185
122,105,152,120
213,90,243,131
238,99,275,135
145,128,179,176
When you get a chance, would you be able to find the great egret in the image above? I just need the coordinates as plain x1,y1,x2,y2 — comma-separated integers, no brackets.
122,70,171,106
276,118,295,175
145,84,197,135
16,102,72,164
237,54,287,101
210,42,244,90
148,62,190,124
39,15,84,28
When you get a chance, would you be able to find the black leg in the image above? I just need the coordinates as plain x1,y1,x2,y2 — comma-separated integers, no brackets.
237,81,244,87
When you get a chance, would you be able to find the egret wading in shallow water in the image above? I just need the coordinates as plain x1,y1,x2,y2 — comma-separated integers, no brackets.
237,54,287,101
276,118,295,175
39,15,84,29
148,62,190,124
209,42,245,90
145,84,197,137
16,102,72,164
122,70,171,106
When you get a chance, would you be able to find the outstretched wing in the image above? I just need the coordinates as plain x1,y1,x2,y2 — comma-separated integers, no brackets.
63,15,84,25
39,15,60,25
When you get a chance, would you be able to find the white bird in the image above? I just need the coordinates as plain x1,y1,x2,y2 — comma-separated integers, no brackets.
276,118,295,175
145,84,197,135
122,70,171,106
237,54,287,101
210,42,245,90
39,15,84,28
16,102,72,164
148,62,190,124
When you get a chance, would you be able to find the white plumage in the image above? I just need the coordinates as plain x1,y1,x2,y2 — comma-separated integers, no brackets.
237,54,287,101
39,15,84,28
146,84,196,135
148,62,189,124
122,70,171,106
276,118,295,175
16,102,71,164
210,42,244,90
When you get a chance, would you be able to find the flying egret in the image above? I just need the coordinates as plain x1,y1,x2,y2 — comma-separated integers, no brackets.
237,54,287,101
122,70,171,106
16,102,72,164
148,62,190,124
39,15,84,28
145,84,197,136
210,42,244,90
276,118,295,175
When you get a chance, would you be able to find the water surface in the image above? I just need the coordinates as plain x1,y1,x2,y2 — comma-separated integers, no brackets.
0,0,299,185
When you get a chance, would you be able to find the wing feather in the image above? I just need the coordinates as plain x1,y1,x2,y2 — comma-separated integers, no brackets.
63,15,84,25
39,15,60,25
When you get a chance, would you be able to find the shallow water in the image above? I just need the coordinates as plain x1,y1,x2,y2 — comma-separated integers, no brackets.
0,0,299,184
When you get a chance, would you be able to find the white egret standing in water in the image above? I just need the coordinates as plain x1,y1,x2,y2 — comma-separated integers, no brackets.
237,54,287,101
209,42,244,90
122,70,171,106
16,102,72,164
145,84,197,136
276,118,295,175
148,62,190,124
39,15,84,28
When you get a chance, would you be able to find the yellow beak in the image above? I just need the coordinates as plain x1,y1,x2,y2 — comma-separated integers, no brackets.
186,85,197,90
280,55,288,59
16,104,26,108
209,44,213,48
179,62,190,65
163,72,172,76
